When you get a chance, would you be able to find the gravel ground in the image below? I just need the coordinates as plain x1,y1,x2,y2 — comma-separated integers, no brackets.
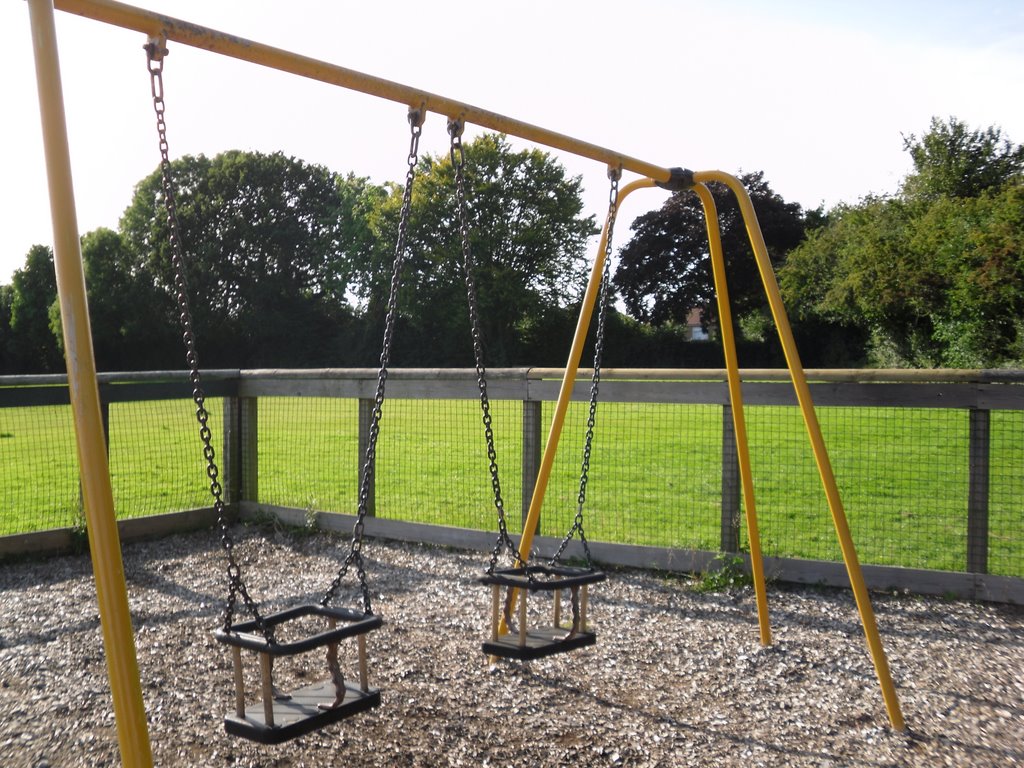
1,524,1022,767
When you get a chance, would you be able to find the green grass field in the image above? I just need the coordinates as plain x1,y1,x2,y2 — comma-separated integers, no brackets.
1,396,1021,577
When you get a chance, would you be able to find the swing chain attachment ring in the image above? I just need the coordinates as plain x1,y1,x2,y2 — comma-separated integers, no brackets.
143,33,167,65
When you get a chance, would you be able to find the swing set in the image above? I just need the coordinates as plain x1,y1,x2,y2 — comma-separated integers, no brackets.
26,0,905,764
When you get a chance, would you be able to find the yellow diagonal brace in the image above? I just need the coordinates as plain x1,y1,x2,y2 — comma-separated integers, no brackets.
27,0,153,765
694,170,905,731
692,183,771,646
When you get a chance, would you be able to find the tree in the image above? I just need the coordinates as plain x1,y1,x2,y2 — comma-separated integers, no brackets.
780,197,930,363
354,133,596,365
0,284,13,373
119,151,375,367
901,116,1024,201
6,245,62,373
780,118,1024,367
918,185,1024,365
73,228,179,371
613,171,810,334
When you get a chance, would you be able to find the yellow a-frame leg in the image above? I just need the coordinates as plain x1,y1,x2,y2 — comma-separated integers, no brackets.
488,177,654,659
693,171,905,731
692,183,772,647
27,1,154,765
513,177,657,568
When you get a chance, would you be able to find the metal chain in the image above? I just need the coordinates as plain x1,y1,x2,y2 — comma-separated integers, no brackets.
447,120,525,575
549,167,622,569
321,107,425,613
145,40,274,642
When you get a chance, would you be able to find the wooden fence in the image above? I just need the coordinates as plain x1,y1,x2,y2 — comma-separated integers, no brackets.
1,368,1021,603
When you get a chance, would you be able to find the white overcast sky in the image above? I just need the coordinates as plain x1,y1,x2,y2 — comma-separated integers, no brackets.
2,0,1022,284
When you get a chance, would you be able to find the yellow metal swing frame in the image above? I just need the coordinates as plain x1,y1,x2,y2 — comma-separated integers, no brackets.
25,0,904,764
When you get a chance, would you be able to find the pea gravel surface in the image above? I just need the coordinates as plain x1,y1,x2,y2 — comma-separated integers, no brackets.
1,525,1021,767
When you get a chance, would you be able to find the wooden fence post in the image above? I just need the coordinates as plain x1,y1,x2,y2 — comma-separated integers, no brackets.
239,397,259,505
720,404,741,553
967,408,990,574
358,398,375,516
522,399,543,534
99,388,110,456
221,396,241,506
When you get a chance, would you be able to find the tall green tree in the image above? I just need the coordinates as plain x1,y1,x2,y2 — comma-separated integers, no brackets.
901,116,1024,201
6,245,62,373
916,185,1024,365
74,228,178,371
119,151,377,367
355,133,596,365
613,171,811,333
780,117,1024,367
0,284,14,373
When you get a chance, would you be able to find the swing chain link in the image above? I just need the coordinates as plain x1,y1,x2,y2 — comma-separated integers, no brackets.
321,107,425,614
549,167,621,569
145,40,276,643
448,120,524,575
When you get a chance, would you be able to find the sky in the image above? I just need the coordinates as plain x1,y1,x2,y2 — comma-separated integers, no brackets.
2,0,1023,285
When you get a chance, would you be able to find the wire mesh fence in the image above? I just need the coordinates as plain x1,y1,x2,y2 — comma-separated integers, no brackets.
845,407,970,572
1,372,1021,585
744,405,971,571
539,401,723,552
251,396,525,532
0,402,80,534
376,398,523,532
254,396,360,516
990,410,1024,578
0,393,224,536
108,398,221,519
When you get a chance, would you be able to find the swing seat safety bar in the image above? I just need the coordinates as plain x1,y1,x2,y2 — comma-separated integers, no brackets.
218,604,382,744
479,564,607,590
215,604,382,655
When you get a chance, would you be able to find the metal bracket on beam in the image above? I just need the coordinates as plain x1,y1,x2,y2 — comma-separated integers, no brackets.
655,167,694,192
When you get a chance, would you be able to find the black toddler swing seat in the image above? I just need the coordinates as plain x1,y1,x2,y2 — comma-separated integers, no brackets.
480,564,606,660
216,605,382,744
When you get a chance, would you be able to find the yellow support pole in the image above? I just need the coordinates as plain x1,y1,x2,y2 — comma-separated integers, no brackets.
693,170,905,731
26,1,154,765
691,183,771,646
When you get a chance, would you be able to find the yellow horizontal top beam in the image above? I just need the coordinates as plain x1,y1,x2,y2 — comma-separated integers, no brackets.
53,0,674,183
